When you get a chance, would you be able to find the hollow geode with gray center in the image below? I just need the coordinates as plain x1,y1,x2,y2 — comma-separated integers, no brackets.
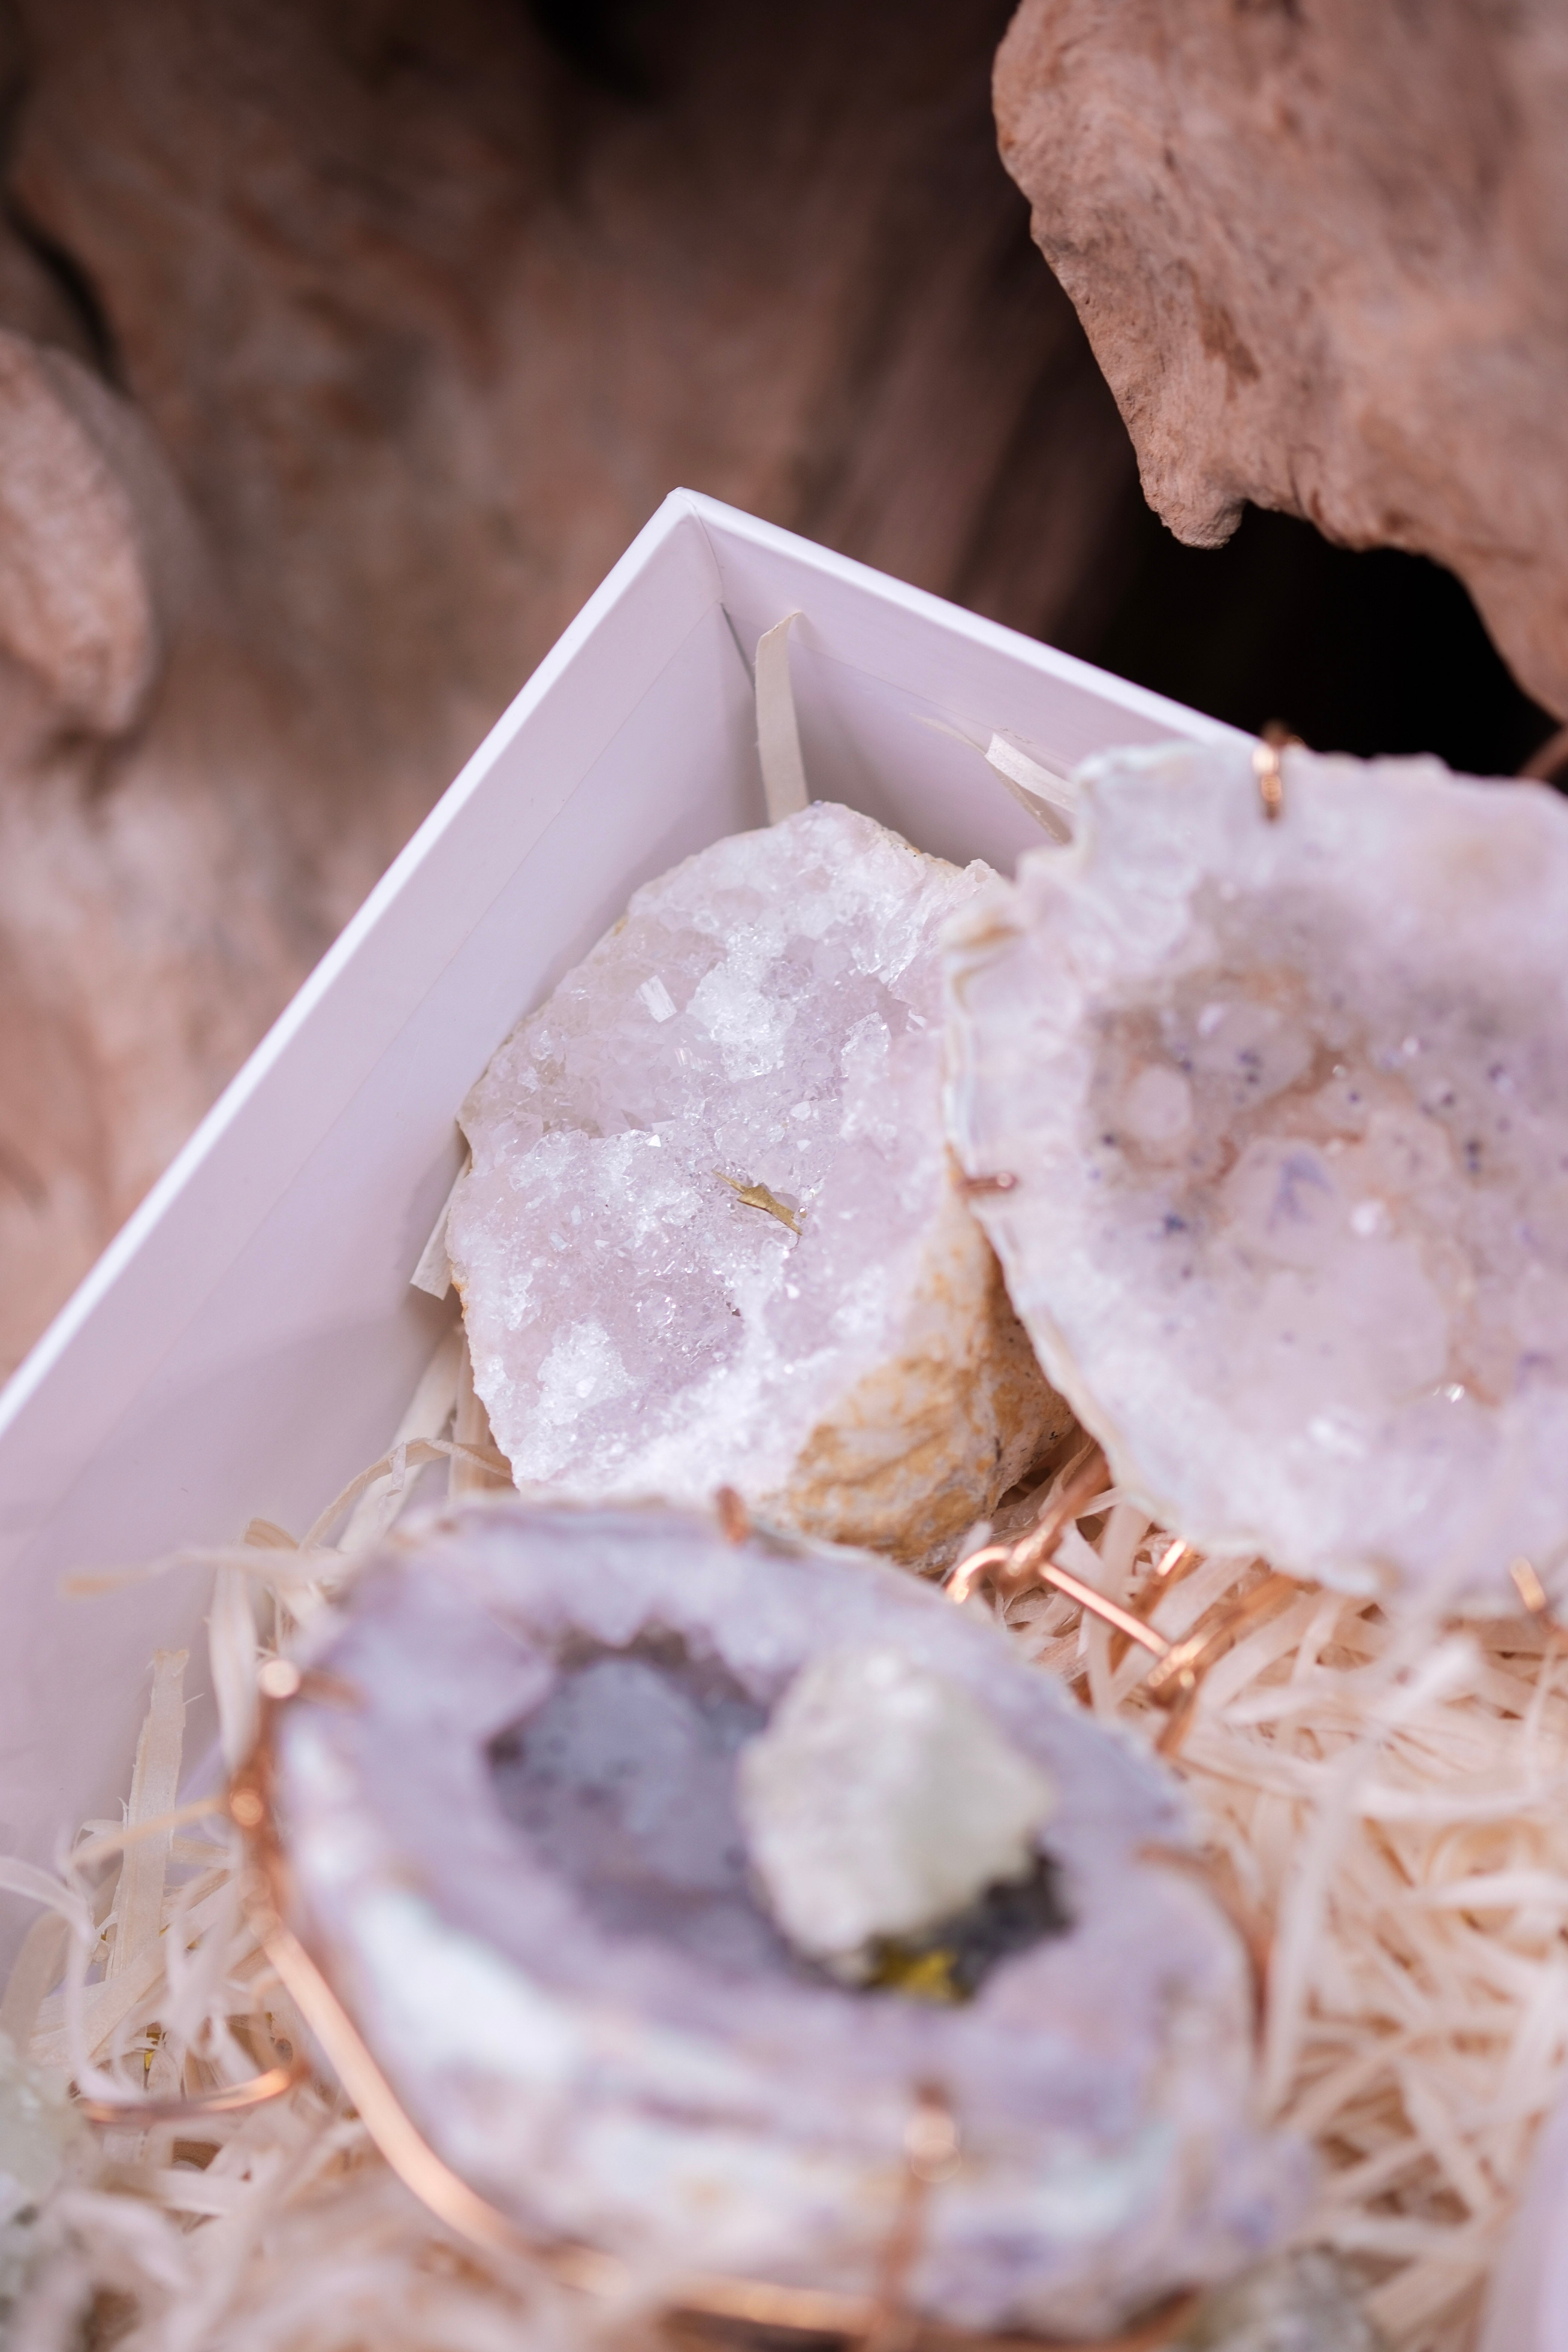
945,740,1568,1604
273,1499,1303,2336
446,802,1072,1563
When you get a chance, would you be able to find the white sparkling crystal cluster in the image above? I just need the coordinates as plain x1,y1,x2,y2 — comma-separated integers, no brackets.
276,1502,1306,2338
449,802,1069,1561
945,739,1568,1602
738,1645,1054,1973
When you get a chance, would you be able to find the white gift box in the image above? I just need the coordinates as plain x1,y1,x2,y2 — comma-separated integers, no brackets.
1,487,1557,2349
0,491,1238,1885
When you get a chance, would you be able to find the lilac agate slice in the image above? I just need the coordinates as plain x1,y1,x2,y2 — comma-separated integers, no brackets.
446,803,1071,1563
946,741,1568,1604
275,1500,1304,2337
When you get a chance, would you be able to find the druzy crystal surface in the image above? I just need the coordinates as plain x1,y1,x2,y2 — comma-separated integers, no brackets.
447,802,1071,1561
946,740,1568,1602
275,1500,1305,2337
738,1645,1054,1973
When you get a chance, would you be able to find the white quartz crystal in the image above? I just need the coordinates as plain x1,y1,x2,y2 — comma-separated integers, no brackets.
1180,2251,1384,2352
738,1645,1054,1971
0,2033,77,2306
276,1500,1306,2338
447,802,1071,1562
945,740,1568,1603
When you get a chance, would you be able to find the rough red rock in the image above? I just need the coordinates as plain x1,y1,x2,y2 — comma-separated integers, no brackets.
995,0,1568,720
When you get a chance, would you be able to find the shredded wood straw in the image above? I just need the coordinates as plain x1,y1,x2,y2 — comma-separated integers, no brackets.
1,1329,1562,2352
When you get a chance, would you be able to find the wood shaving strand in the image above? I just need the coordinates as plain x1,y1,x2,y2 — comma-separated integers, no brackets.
1003,1514,1568,2352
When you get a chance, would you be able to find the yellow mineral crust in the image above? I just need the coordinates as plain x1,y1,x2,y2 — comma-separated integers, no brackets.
774,1174,1074,1563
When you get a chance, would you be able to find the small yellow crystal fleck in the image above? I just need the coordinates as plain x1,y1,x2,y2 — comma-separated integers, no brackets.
864,1945,965,2005
714,1170,802,1236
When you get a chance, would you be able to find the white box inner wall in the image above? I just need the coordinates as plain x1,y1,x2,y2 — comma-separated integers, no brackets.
0,491,1240,1883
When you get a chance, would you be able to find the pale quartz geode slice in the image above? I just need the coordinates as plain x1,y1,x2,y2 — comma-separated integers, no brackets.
738,1645,1055,1975
945,738,1568,1604
274,1499,1305,2338
446,801,1072,1564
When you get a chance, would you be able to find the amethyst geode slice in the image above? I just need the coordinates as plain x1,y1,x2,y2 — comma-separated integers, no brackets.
273,1500,1304,2337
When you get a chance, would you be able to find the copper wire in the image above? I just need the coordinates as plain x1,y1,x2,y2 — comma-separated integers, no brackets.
714,1487,752,1545
1152,1538,1196,1588
947,1450,1110,1608
946,1460,1305,1767
222,1692,1213,2351
1252,723,1300,822
859,2087,957,2352
77,2052,309,2128
1108,1541,1200,1671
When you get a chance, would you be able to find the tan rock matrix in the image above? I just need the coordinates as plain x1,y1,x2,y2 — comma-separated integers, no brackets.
995,0,1568,717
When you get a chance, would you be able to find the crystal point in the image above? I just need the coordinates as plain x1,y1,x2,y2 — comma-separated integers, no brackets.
738,1645,1055,1970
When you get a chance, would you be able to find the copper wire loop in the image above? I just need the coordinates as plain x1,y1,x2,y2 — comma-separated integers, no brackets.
75,1764,308,2123
714,1485,752,1545
945,1462,1303,1761
223,1686,1211,2352
948,1475,1273,2041
1251,721,1302,823
77,2053,309,2128
946,1449,1111,1610
957,1171,1020,1199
